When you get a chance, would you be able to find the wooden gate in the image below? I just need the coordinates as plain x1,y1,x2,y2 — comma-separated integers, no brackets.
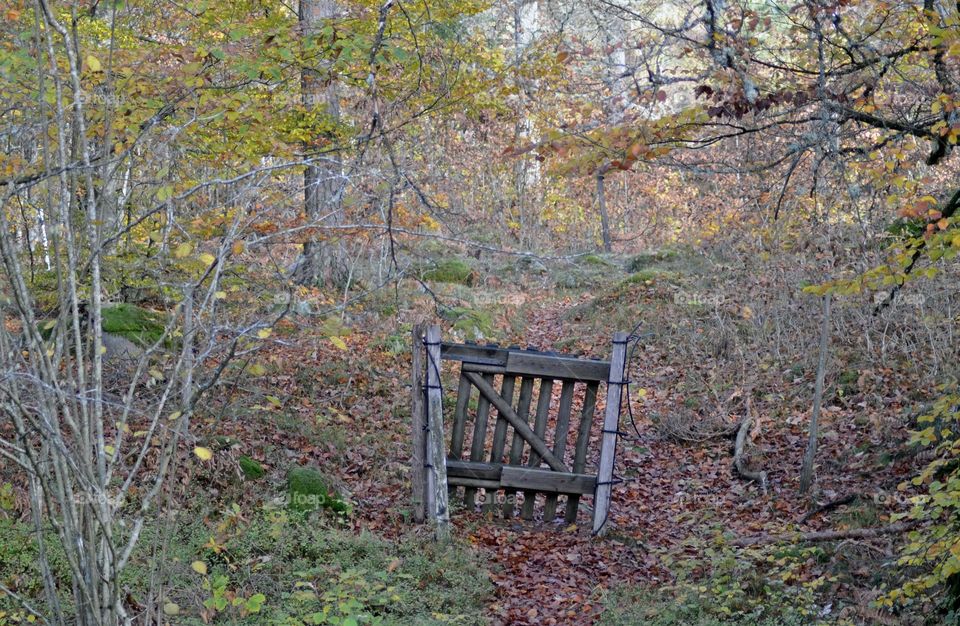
411,325,627,537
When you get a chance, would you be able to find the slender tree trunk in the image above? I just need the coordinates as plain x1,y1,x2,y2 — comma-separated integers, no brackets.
800,294,832,493
296,0,344,287
597,173,611,252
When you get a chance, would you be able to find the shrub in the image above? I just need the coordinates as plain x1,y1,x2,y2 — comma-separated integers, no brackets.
881,386,960,621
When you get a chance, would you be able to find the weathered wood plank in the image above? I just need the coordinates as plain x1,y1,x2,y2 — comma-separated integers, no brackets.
440,342,507,366
501,466,596,495
485,376,516,514
464,372,567,473
449,373,472,460
425,326,450,540
522,378,554,520
593,331,628,536
502,376,535,518
489,377,516,465
442,343,610,382
411,324,426,524
505,351,609,382
447,476,501,490
544,380,576,521
565,382,599,523
446,459,502,481
463,372,495,509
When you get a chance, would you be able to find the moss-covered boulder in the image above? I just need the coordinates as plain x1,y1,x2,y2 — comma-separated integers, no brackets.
625,249,680,272
420,258,476,285
101,304,167,346
287,467,349,514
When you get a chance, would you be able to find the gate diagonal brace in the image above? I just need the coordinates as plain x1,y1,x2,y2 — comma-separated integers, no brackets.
463,372,568,473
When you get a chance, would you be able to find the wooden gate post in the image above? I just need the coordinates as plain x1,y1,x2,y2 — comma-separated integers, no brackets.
425,325,451,540
593,331,628,535
410,324,426,523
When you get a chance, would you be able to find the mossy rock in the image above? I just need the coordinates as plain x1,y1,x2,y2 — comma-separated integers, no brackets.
101,304,167,347
621,269,679,285
420,258,476,285
287,467,349,514
579,253,615,267
553,268,598,289
238,456,265,480
441,306,494,340
626,249,680,272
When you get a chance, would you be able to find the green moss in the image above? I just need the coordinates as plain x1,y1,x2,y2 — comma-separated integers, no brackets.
287,467,349,514
238,456,265,480
441,306,494,340
420,258,475,285
579,253,613,266
101,304,167,346
621,269,679,285
626,249,680,272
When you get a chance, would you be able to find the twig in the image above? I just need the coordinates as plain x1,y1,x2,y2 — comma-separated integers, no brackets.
732,521,918,547
800,493,858,523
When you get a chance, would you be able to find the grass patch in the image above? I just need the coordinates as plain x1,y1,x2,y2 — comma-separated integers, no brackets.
598,587,809,626
0,505,492,625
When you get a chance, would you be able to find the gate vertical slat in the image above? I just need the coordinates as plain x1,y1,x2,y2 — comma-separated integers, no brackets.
543,380,576,521
448,373,473,499
521,378,554,520
425,326,450,540
593,332,628,535
485,376,516,514
502,376,535,518
565,382,598,522
449,374,472,460
464,373,495,509
410,324,426,523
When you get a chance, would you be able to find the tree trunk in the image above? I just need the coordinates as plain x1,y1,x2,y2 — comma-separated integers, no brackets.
597,173,611,252
295,0,344,287
800,294,832,493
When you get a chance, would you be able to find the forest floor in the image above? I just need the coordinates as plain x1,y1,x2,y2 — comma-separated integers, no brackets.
200,253,927,625
0,253,931,625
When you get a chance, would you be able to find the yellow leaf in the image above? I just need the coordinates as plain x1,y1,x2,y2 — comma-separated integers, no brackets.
86,55,102,72
191,561,208,575
193,446,213,461
163,602,180,616
168,411,182,421
257,328,272,339
329,336,348,350
232,241,245,255
174,243,192,258
199,253,216,265
104,445,115,455
248,363,266,376
214,291,227,299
